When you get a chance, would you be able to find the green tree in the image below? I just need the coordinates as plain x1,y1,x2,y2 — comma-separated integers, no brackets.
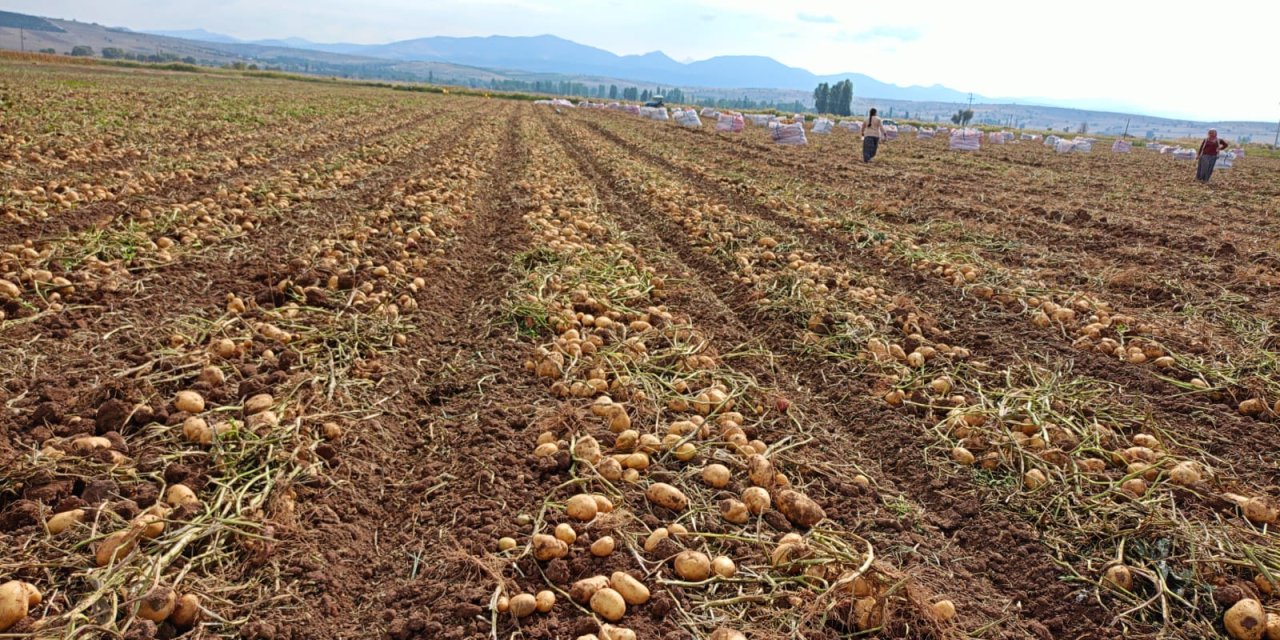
829,79,853,116
813,82,830,114
39,48,56,54
950,109,974,126
609,84,618,99
70,45,93,57
101,47,126,59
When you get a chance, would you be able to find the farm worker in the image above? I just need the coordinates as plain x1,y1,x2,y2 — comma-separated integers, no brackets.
1195,129,1229,182
862,108,883,163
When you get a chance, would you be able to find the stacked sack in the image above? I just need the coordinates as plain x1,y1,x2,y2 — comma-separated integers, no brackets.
716,112,745,132
771,121,808,145
949,128,982,151
673,108,702,128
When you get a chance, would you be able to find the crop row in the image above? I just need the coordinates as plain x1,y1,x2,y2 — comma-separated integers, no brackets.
0,108,506,635
549,112,1279,638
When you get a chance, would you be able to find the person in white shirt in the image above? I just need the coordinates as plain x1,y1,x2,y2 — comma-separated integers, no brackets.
862,108,883,162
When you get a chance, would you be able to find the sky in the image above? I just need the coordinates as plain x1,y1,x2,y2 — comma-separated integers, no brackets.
7,0,1280,121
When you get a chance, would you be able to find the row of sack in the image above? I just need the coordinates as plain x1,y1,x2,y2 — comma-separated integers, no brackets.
544,102,1247,162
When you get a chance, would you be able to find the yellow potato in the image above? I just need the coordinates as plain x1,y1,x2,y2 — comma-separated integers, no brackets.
702,463,730,488
590,587,626,621
508,593,537,618
591,536,616,557
535,590,556,613
137,586,176,622
645,482,688,511
566,494,598,521
570,575,609,603
609,572,650,605
169,593,201,627
1224,598,1265,640
674,550,711,581
46,508,86,535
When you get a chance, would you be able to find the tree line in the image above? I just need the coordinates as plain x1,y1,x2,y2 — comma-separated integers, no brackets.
812,80,853,116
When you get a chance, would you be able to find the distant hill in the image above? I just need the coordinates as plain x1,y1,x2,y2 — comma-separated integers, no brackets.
0,10,65,32
141,28,239,43
161,30,980,101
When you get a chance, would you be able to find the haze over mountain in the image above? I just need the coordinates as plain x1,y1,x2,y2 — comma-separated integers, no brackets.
145,29,977,103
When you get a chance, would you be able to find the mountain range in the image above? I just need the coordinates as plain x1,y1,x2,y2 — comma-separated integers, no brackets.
143,29,985,103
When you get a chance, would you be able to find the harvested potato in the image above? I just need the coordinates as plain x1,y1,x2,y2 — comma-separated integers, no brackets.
182,416,214,445
600,625,637,640
748,454,774,487
535,590,556,613
567,494,599,521
1242,497,1278,525
598,457,624,481
555,522,577,544
573,435,602,463
244,393,274,415
1104,565,1133,591
615,430,639,452
571,576,610,603
169,593,201,627
720,499,749,524
742,486,771,515
590,587,626,621
709,629,747,640
776,490,826,527
498,537,517,552
96,528,141,566
174,391,205,414
673,442,697,461
712,556,737,578
509,593,537,618
165,483,199,508
932,599,956,622
591,536,616,557
138,586,177,622
532,534,568,561
0,581,41,632
47,508,86,535
645,482,688,511
702,463,731,488
674,550,711,581
592,495,615,514
1224,598,1265,640
1168,461,1201,486
610,571,650,605
643,527,669,553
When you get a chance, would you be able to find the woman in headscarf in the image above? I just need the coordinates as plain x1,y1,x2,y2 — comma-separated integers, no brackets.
1195,129,1229,182
862,108,883,163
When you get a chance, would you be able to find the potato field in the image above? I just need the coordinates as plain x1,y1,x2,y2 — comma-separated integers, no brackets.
2,60,1279,640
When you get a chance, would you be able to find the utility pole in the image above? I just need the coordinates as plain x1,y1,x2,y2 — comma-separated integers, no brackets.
1123,118,1130,138
1274,101,1279,149
19,28,24,52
